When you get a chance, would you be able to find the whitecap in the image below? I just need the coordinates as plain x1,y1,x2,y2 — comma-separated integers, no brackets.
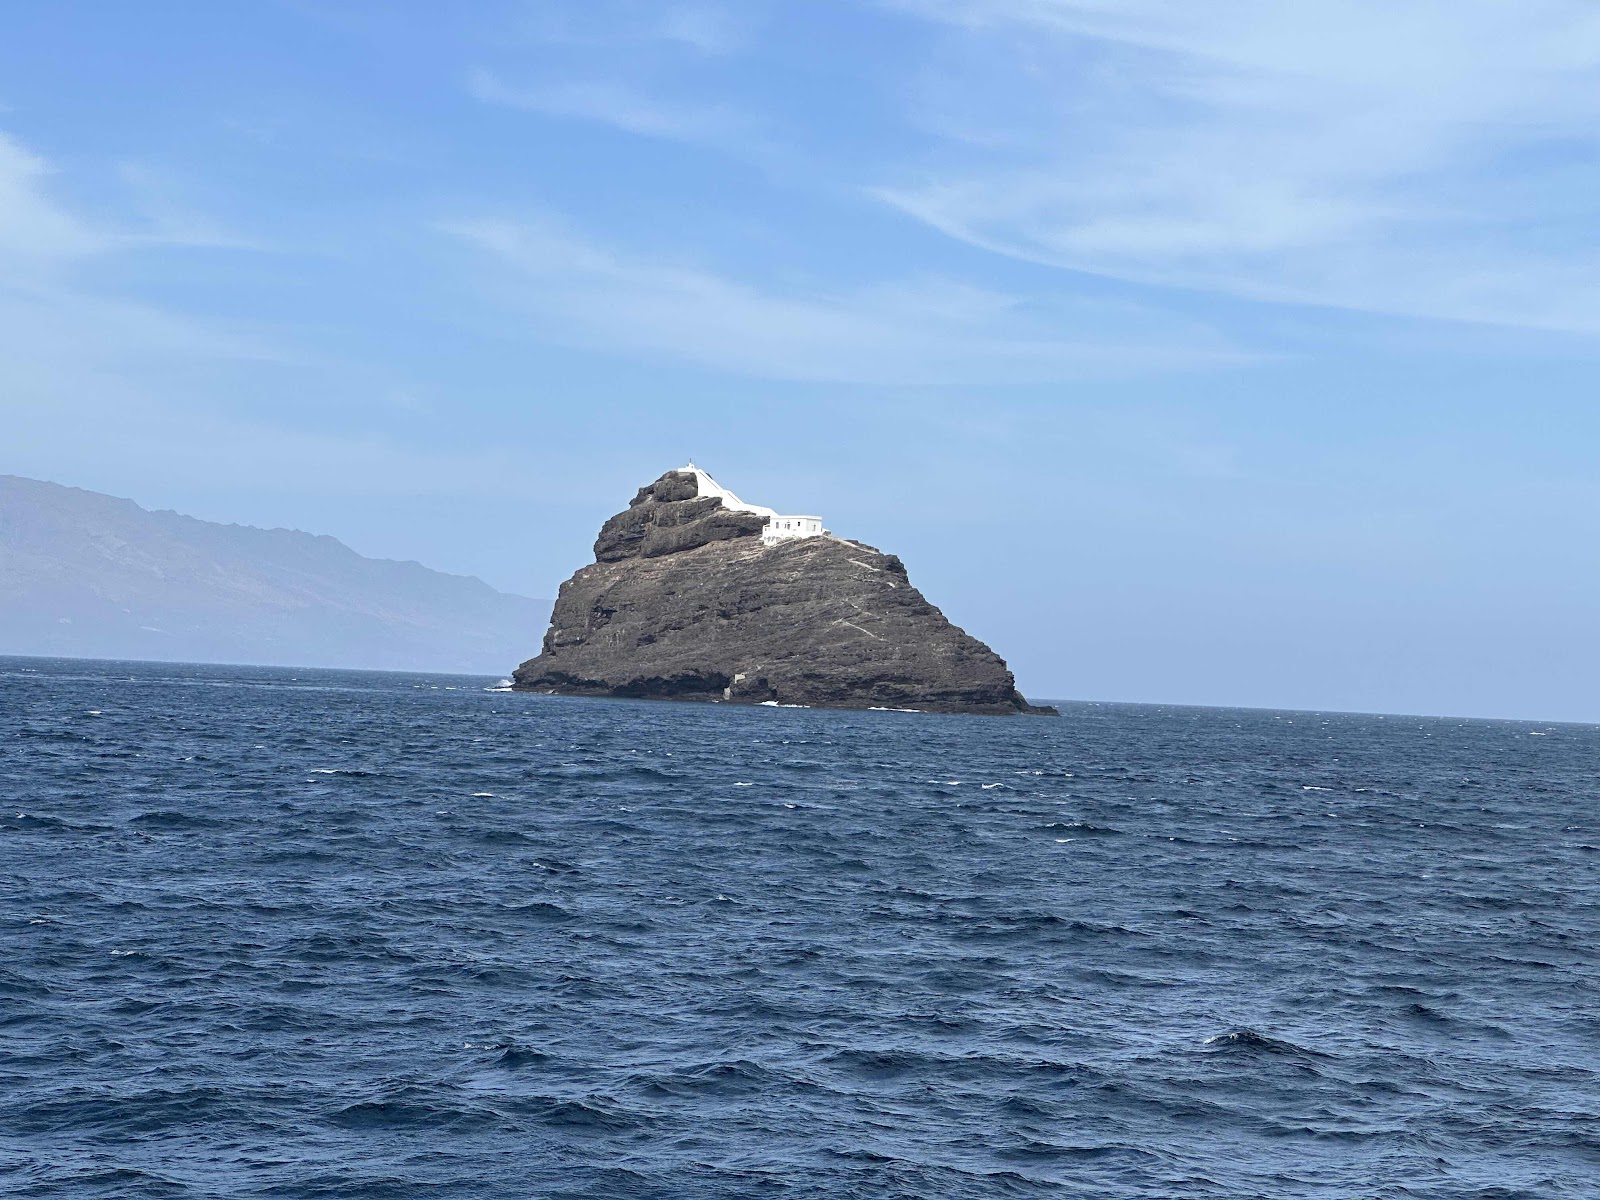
471,792,495,798
981,783,1005,790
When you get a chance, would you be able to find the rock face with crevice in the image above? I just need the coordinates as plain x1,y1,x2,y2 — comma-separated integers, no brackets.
512,470,1056,715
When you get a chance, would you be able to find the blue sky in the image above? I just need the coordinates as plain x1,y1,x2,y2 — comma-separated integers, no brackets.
6,1,1600,720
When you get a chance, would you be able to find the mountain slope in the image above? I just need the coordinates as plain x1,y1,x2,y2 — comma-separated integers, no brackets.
0,475,544,672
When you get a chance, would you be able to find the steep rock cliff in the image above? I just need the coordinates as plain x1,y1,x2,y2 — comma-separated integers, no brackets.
513,470,1055,715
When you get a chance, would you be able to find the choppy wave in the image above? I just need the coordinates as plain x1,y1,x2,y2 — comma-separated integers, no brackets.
3,656,1598,1198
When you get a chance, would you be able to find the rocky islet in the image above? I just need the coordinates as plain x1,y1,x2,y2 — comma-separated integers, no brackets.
513,469,1056,715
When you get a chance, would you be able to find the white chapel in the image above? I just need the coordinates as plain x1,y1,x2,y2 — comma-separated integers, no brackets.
678,464,825,546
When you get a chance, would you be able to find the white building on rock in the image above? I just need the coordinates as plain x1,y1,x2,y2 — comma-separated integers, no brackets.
678,464,826,547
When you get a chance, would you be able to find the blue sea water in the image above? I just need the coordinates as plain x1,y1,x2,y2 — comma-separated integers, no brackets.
2,657,1597,1199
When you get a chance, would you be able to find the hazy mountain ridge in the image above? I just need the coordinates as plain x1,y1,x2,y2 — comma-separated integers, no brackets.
0,475,545,672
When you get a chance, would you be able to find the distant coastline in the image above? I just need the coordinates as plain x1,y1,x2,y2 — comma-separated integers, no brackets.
0,475,546,675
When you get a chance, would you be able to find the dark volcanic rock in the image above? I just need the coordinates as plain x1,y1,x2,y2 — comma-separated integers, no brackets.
513,470,1057,715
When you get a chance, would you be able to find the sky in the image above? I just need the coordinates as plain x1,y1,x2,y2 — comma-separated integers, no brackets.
5,1,1600,721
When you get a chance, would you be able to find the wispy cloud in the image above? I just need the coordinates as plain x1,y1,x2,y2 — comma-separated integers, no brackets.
654,4,749,56
468,2,763,150
0,127,345,489
0,128,278,363
115,162,268,251
0,133,107,262
441,214,1245,384
880,0,1600,333
511,1,752,56
0,130,265,269
0,129,537,516
466,67,751,145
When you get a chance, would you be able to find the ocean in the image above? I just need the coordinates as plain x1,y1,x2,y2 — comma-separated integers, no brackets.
2,657,1596,1198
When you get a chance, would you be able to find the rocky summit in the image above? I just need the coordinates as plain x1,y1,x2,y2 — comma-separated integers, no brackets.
513,469,1056,715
